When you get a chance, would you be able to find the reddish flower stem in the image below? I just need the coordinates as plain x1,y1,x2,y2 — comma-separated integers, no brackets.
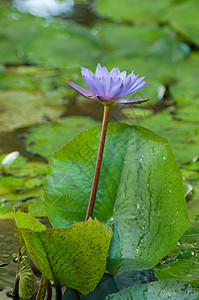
35,275,44,300
85,104,110,221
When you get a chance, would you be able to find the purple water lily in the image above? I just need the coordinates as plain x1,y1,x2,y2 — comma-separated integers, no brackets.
66,63,149,104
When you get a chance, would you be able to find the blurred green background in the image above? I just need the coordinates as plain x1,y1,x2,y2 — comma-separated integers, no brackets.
0,0,199,296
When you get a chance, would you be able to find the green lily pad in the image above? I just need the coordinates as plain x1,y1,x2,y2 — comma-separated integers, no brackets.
180,168,199,222
0,175,27,194
44,123,190,274
154,249,199,287
0,152,47,177
15,210,113,295
187,186,199,222
0,5,101,68
0,153,47,219
153,219,199,286
122,107,153,123
0,152,27,170
163,0,199,47
10,161,47,178
105,279,199,300
25,117,98,159
0,176,45,219
137,109,199,165
0,90,67,132
173,105,199,123
95,0,173,24
184,161,199,172
170,54,199,106
95,23,179,58
181,218,199,244
182,169,199,184
0,65,77,93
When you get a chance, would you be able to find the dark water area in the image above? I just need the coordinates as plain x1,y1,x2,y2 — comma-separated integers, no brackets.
0,219,18,298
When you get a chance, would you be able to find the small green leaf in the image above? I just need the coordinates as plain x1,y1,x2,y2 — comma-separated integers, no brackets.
44,123,190,273
15,211,113,295
105,279,199,300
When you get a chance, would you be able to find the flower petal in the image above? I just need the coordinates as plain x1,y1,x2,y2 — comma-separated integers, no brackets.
110,67,120,78
81,67,94,80
123,74,139,94
66,82,97,99
82,74,99,96
99,76,107,97
108,82,124,99
128,80,147,94
92,75,105,96
119,71,127,80
114,98,149,104
101,66,109,76
116,76,132,98
105,77,114,98
95,63,103,77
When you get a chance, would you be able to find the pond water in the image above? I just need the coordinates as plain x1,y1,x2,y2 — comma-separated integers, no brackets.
13,0,98,26
0,219,18,298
